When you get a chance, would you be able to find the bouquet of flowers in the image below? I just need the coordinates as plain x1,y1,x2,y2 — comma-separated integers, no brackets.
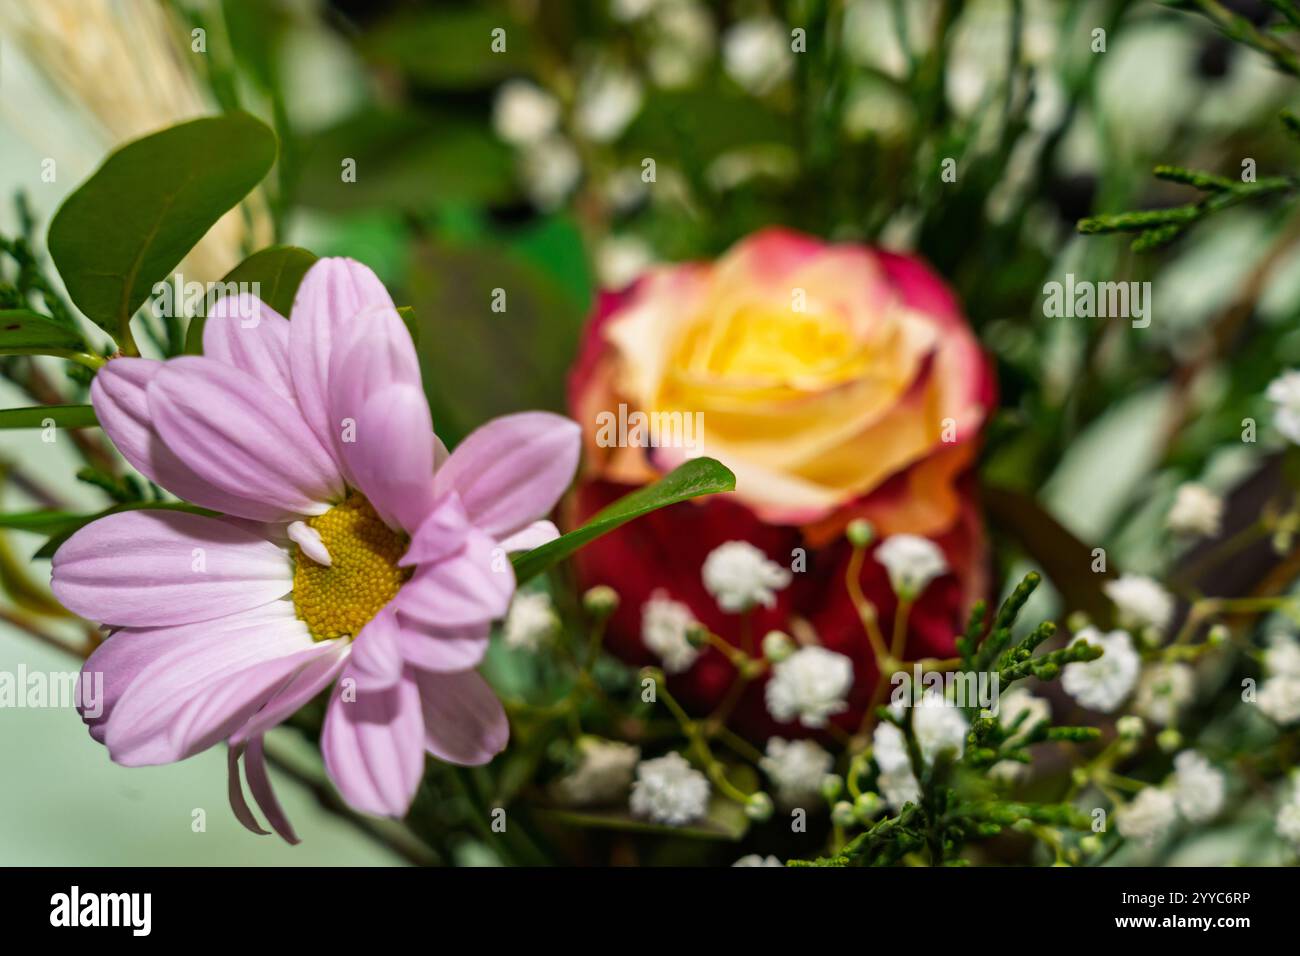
2,0,1300,870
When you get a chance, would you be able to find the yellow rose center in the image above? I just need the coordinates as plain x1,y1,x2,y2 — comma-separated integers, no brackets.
676,304,868,388
292,491,412,641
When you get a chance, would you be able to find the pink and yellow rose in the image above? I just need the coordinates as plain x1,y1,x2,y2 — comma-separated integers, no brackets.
567,228,995,736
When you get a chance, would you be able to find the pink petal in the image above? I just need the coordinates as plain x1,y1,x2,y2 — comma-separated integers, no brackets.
245,737,300,844
414,669,509,766
434,412,581,539
101,602,313,766
342,384,437,534
327,306,422,484
348,607,405,691
168,639,346,760
392,527,514,629
91,358,293,522
321,666,425,817
202,293,295,403
400,492,470,568
396,616,490,673
52,510,293,628
79,625,206,743
498,519,559,553
148,356,343,516
288,258,396,469
230,640,350,746
227,745,270,836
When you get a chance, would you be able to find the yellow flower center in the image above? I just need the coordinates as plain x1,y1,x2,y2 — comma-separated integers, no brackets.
292,492,412,641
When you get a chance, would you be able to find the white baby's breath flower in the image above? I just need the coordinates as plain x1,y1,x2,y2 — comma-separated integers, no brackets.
1277,777,1300,846
1116,786,1178,847
701,540,791,612
492,80,560,146
574,65,643,143
641,590,700,674
1266,369,1300,444
871,720,909,774
611,0,658,21
1134,662,1195,727
597,235,655,288
1061,627,1141,713
520,135,581,209
1171,751,1225,824
551,737,640,806
630,752,710,825
1258,674,1300,725
765,645,853,728
1166,483,1223,537
647,0,715,88
761,738,834,808
722,17,793,94
733,854,783,866
1103,575,1175,636
877,766,921,812
875,534,948,599
999,687,1050,743
912,695,969,764
1265,634,1300,678
502,590,559,651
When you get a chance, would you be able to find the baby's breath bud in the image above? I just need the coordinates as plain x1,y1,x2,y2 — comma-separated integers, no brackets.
1066,610,1091,633
1156,727,1183,752
582,585,620,616
745,791,774,822
853,791,884,822
1117,715,1146,740
846,518,875,548
820,773,844,802
1206,624,1229,646
1079,834,1103,855
831,800,856,828
685,621,709,648
762,630,795,662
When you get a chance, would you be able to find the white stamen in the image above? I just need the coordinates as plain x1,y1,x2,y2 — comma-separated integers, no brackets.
288,521,331,567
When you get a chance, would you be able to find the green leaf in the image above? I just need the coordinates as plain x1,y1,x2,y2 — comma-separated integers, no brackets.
0,405,98,430
48,112,277,347
361,8,532,89
407,239,585,446
511,458,737,584
0,309,87,357
0,510,88,536
185,245,317,353
295,110,513,213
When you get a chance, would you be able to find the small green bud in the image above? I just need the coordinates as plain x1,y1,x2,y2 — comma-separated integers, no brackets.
1079,834,1103,855
1066,610,1091,634
762,630,795,662
745,792,774,822
846,518,875,548
1157,727,1182,752
582,585,619,616
831,800,856,828
1117,715,1146,740
1206,624,1229,646
685,622,709,648
820,773,844,802
1071,767,1090,787
853,791,884,823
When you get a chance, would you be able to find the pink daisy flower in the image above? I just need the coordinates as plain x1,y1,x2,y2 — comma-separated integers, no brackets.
51,258,580,842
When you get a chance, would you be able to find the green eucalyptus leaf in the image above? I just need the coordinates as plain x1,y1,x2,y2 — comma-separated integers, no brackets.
0,309,87,358
511,458,737,584
185,245,317,353
48,112,277,347
0,405,98,430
